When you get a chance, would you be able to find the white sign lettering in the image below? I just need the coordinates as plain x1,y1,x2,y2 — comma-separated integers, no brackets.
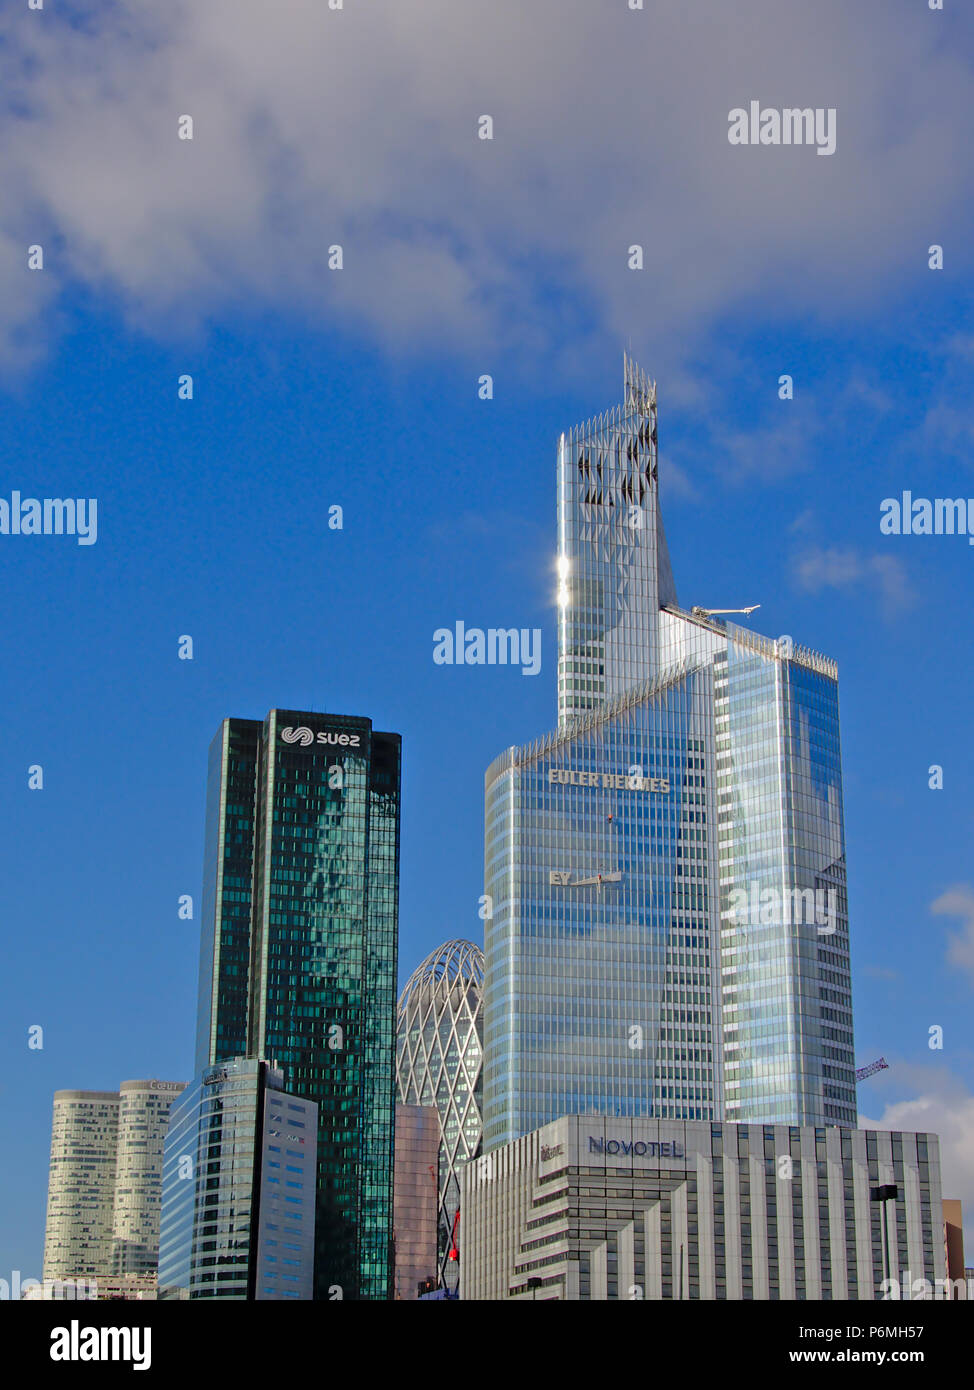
547,768,669,792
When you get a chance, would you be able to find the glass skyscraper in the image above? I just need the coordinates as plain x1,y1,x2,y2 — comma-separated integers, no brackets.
556,356,677,725
391,1103,440,1299
483,357,855,1150
396,939,484,1292
711,633,853,1127
158,1058,317,1300
195,708,401,1300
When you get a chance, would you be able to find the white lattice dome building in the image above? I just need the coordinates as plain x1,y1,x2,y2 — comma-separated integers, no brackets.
396,939,484,1292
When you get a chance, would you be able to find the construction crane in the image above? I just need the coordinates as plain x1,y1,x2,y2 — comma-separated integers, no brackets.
855,1057,889,1083
691,605,761,620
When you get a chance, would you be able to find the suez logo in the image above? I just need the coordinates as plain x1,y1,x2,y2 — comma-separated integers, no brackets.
280,726,361,749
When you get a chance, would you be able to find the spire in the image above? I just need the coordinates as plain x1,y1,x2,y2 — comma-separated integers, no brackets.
623,351,676,607
623,352,656,416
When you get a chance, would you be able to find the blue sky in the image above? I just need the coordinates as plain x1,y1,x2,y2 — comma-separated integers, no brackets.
2,0,974,1276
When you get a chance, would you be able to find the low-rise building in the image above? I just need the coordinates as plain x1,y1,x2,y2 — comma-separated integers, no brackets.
462,1116,947,1300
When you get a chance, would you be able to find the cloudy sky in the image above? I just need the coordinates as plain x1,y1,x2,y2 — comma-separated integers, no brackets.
3,0,973,374
1,0,973,1277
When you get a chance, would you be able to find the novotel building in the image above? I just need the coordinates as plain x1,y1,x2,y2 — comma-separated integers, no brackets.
461,1116,947,1301
194,708,401,1300
483,357,856,1150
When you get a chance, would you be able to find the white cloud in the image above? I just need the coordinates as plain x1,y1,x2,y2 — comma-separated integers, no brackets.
656,452,700,504
1,1,973,374
723,411,814,482
793,545,916,619
931,885,974,986
862,964,899,982
861,1064,974,1256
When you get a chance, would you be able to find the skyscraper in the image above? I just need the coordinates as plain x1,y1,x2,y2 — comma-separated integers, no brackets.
396,939,484,1291
195,708,401,1301
42,1080,186,1297
392,1103,440,1300
556,356,676,725
158,1058,317,1300
483,358,855,1150
111,1081,189,1284
43,1091,119,1288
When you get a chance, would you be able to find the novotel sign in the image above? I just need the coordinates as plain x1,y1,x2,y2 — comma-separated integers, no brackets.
548,769,670,793
589,1137,685,1159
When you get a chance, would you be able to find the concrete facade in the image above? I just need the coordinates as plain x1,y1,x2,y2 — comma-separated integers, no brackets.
462,1116,946,1301
42,1080,186,1297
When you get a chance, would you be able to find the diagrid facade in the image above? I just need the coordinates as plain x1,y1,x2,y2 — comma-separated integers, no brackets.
483,358,855,1151
396,939,485,1292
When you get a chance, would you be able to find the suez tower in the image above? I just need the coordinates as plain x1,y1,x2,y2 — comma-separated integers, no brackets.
482,356,856,1151
194,709,401,1300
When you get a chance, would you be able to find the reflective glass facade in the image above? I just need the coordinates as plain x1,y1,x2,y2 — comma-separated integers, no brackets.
484,668,721,1149
391,1103,440,1299
196,720,260,1070
158,1059,317,1300
484,359,856,1149
396,940,484,1291
195,709,401,1301
557,354,677,726
715,635,855,1126
656,611,856,1126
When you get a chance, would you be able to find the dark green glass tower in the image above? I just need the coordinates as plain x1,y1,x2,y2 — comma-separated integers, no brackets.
195,708,401,1301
